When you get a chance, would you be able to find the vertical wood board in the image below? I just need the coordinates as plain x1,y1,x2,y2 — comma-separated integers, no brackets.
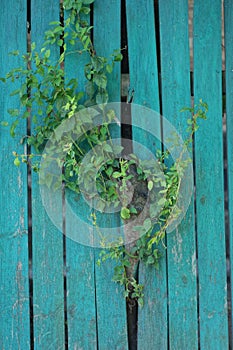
93,1,129,348
31,1,65,348
159,0,198,348
193,0,229,348
64,7,97,350
0,1,30,349
126,0,168,348
224,0,233,342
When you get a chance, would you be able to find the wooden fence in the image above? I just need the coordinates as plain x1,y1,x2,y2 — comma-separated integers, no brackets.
0,0,233,349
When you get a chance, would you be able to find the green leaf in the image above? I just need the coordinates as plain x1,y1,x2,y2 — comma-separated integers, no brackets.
10,89,20,97
57,39,63,46
148,180,153,191
45,49,50,58
106,64,113,74
114,53,123,62
96,92,108,104
105,166,113,177
49,21,61,25
112,145,123,154
14,157,20,167
143,218,152,232
81,6,91,14
10,120,19,137
1,121,8,127
157,197,166,207
146,256,155,265
138,297,144,308
120,207,130,220
130,207,137,214
9,50,19,56
8,108,19,116
103,143,112,153
93,74,107,89
112,171,122,178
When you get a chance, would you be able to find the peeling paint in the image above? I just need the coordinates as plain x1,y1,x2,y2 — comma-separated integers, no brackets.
192,252,197,276
172,229,183,263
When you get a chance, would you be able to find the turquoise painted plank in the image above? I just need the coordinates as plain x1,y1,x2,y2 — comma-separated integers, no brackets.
126,1,168,348
193,1,229,348
126,0,159,112
31,1,65,348
93,2,129,348
94,0,121,103
225,0,233,342
159,0,198,348
64,8,97,349
0,1,30,349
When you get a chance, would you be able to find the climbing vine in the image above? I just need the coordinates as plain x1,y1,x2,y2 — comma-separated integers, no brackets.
1,0,207,307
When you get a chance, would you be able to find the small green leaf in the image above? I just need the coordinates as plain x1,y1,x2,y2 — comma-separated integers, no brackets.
57,39,63,46
106,64,113,73
8,108,19,116
1,121,8,127
10,89,20,97
130,207,137,214
105,166,113,177
83,0,94,4
103,143,112,153
120,207,130,220
138,297,144,308
10,120,19,137
45,49,50,58
9,50,19,56
14,157,20,167
93,74,107,89
146,256,155,265
112,171,122,178
143,218,152,232
148,180,153,191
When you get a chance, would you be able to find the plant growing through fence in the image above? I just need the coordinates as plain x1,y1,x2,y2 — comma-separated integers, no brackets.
0,0,207,307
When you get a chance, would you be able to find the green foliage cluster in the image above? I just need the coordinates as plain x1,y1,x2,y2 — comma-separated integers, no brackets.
1,0,207,306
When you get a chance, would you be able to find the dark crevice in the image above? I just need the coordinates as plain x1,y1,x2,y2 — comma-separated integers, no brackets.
187,2,200,347
121,0,129,75
188,3,201,349
121,2,137,349
93,257,99,350
190,2,200,348
27,0,34,349
126,264,139,350
222,5,232,347
156,1,170,349
59,3,69,348
62,179,68,349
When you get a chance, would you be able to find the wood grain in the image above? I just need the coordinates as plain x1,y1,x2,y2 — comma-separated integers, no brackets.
126,0,168,348
159,0,198,348
31,1,65,348
194,0,229,348
0,1,30,349
225,0,233,343
93,1,129,348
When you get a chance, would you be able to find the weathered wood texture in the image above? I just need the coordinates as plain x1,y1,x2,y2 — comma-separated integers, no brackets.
126,1,167,348
93,2,129,349
0,0,232,349
159,1,198,348
31,1,65,349
193,0,229,348
225,0,233,343
0,1,30,349
63,8,98,349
